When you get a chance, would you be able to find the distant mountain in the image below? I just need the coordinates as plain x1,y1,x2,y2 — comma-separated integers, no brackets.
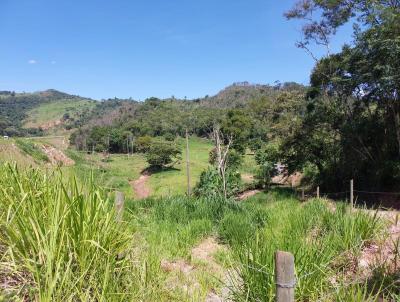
0,82,306,136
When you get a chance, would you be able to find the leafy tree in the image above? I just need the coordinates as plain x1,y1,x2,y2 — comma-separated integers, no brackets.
254,143,280,188
221,109,252,154
145,140,182,169
135,136,152,153
208,148,243,169
194,167,242,198
283,0,400,191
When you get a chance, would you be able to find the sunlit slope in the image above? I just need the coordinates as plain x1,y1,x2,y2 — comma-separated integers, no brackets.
23,98,96,129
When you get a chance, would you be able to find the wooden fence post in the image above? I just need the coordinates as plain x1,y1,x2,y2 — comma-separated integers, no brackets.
185,129,191,196
301,188,305,201
115,191,124,223
317,186,320,199
275,251,295,302
350,179,354,209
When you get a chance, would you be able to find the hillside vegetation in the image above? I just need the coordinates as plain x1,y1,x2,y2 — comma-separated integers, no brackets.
0,89,95,136
23,98,95,130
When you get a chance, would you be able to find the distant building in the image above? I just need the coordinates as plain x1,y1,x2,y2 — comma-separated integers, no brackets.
3,135,9,139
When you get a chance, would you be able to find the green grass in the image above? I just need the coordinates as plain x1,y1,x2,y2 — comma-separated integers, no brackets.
149,137,213,196
65,149,147,197
1,136,244,199
0,139,39,167
239,151,258,176
23,99,95,128
229,193,394,301
15,139,49,163
64,137,213,198
0,164,136,301
0,164,397,301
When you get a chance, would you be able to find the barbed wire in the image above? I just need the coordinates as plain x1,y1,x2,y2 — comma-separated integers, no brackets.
354,190,400,195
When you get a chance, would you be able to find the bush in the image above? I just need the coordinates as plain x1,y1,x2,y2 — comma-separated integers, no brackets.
254,143,280,187
163,133,176,141
194,167,242,198
145,140,181,169
302,162,319,187
134,135,152,153
208,148,243,169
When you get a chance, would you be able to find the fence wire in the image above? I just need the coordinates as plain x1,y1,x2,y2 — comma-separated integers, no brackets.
294,186,400,209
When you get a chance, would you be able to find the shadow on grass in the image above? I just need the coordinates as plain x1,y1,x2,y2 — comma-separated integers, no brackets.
141,166,181,175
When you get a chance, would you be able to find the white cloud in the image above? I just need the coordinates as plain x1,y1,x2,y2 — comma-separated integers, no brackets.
28,59,37,64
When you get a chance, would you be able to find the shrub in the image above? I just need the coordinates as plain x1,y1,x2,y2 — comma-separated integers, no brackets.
254,143,280,187
194,167,242,198
134,135,152,153
208,148,243,169
145,140,181,169
163,132,176,141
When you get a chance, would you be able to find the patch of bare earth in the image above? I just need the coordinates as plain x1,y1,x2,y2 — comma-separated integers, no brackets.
271,171,303,187
39,119,62,130
238,189,261,201
357,211,400,278
241,173,254,183
41,145,74,166
0,244,34,300
129,172,151,199
160,237,235,301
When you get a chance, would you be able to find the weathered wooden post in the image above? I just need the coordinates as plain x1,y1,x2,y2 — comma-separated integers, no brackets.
317,186,320,199
186,129,191,196
115,191,124,223
301,188,305,201
275,251,295,302
350,179,354,209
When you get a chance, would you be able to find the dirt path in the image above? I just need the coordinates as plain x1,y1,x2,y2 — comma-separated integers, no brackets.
238,189,261,200
130,173,151,199
41,145,74,166
160,237,235,301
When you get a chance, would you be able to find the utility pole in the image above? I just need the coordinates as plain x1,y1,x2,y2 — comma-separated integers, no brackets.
126,137,129,157
186,129,191,196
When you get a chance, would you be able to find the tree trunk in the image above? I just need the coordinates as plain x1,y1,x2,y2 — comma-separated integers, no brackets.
392,103,400,158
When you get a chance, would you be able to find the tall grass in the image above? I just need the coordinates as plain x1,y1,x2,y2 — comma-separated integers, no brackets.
229,197,386,301
0,164,137,301
0,165,395,301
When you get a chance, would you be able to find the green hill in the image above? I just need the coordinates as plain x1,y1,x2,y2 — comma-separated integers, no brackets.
0,89,96,136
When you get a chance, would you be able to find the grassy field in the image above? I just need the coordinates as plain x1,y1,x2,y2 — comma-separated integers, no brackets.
1,164,397,301
149,137,213,196
65,136,214,198
65,149,147,196
23,99,96,128
0,138,41,167
0,136,257,199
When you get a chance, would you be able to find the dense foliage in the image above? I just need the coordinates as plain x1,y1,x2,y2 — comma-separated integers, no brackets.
283,0,400,192
145,139,182,169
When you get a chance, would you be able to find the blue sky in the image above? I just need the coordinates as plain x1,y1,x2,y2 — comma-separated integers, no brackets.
0,0,353,100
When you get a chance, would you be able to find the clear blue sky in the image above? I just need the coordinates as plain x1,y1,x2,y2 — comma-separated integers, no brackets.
0,0,353,100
